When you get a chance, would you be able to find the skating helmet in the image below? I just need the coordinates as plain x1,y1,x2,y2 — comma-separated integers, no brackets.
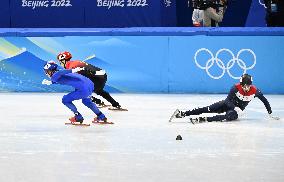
44,61,58,77
57,51,72,68
57,51,72,61
240,74,253,86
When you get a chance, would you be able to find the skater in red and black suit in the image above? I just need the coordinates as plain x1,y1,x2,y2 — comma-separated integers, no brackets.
171,74,279,124
57,51,122,110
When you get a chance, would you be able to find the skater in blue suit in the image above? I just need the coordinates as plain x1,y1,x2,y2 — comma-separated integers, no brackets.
42,61,107,124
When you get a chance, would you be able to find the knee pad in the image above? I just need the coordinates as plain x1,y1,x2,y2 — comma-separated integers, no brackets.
226,110,238,121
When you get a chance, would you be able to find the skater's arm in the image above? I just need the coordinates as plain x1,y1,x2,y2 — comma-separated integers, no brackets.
255,89,272,114
84,64,106,76
256,89,279,120
51,69,72,82
52,68,84,82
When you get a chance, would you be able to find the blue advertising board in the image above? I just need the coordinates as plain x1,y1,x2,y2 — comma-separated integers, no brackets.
0,28,284,93
7,0,176,27
0,0,277,27
0,0,10,27
168,36,284,94
10,0,85,27
84,0,176,27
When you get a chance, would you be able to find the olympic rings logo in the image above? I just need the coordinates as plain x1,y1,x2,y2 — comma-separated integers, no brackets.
194,48,256,79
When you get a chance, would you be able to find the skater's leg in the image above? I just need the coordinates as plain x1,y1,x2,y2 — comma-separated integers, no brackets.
90,96,104,105
191,109,238,124
90,76,106,105
225,110,238,121
96,90,120,107
82,98,101,115
62,91,82,113
62,91,84,121
93,75,121,107
82,98,107,120
184,100,227,116
207,110,238,122
206,115,226,122
184,106,210,116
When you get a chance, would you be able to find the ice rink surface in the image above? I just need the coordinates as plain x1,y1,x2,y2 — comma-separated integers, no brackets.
0,93,284,182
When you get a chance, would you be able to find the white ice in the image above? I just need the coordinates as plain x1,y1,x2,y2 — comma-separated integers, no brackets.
0,93,284,182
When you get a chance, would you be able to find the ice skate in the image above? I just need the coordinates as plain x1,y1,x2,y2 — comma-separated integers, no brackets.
169,109,185,122
97,102,111,108
190,117,207,124
91,96,110,108
92,113,113,124
65,113,90,126
108,105,128,111
69,113,83,124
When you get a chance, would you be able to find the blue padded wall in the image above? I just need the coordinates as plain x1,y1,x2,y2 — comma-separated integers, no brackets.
0,28,284,93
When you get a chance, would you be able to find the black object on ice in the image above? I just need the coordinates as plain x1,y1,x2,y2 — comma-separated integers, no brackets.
176,135,182,140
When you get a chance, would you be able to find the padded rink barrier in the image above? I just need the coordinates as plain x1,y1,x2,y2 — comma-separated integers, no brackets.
0,27,284,93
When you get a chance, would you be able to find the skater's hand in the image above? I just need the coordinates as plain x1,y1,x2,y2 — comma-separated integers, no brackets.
42,79,52,85
234,107,244,117
234,107,242,113
72,67,84,73
95,70,106,76
269,114,280,120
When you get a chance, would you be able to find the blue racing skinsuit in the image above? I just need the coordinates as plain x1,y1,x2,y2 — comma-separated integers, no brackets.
51,69,103,118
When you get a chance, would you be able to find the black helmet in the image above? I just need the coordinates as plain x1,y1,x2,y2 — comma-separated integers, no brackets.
240,74,253,86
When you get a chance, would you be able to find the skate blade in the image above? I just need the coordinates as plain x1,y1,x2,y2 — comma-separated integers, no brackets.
108,108,128,111
189,119,196,125
92,121,114,125
169,109,179,122
97,104,111,108
65,123,90,126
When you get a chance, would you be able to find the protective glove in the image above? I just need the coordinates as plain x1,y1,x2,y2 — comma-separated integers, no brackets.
42,79,52,85
234,107,244,117
95,70,106,76
269,114,280,120
72,67,85,73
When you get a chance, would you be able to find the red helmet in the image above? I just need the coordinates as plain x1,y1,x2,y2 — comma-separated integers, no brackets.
57,51,72,61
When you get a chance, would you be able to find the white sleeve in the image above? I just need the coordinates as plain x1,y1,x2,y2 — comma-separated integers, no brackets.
95,70,106,76
192,9,204,23
192,9,199,23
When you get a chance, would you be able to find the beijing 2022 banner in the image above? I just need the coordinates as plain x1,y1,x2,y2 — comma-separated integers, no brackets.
0,0,272,27
6,0,176,27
